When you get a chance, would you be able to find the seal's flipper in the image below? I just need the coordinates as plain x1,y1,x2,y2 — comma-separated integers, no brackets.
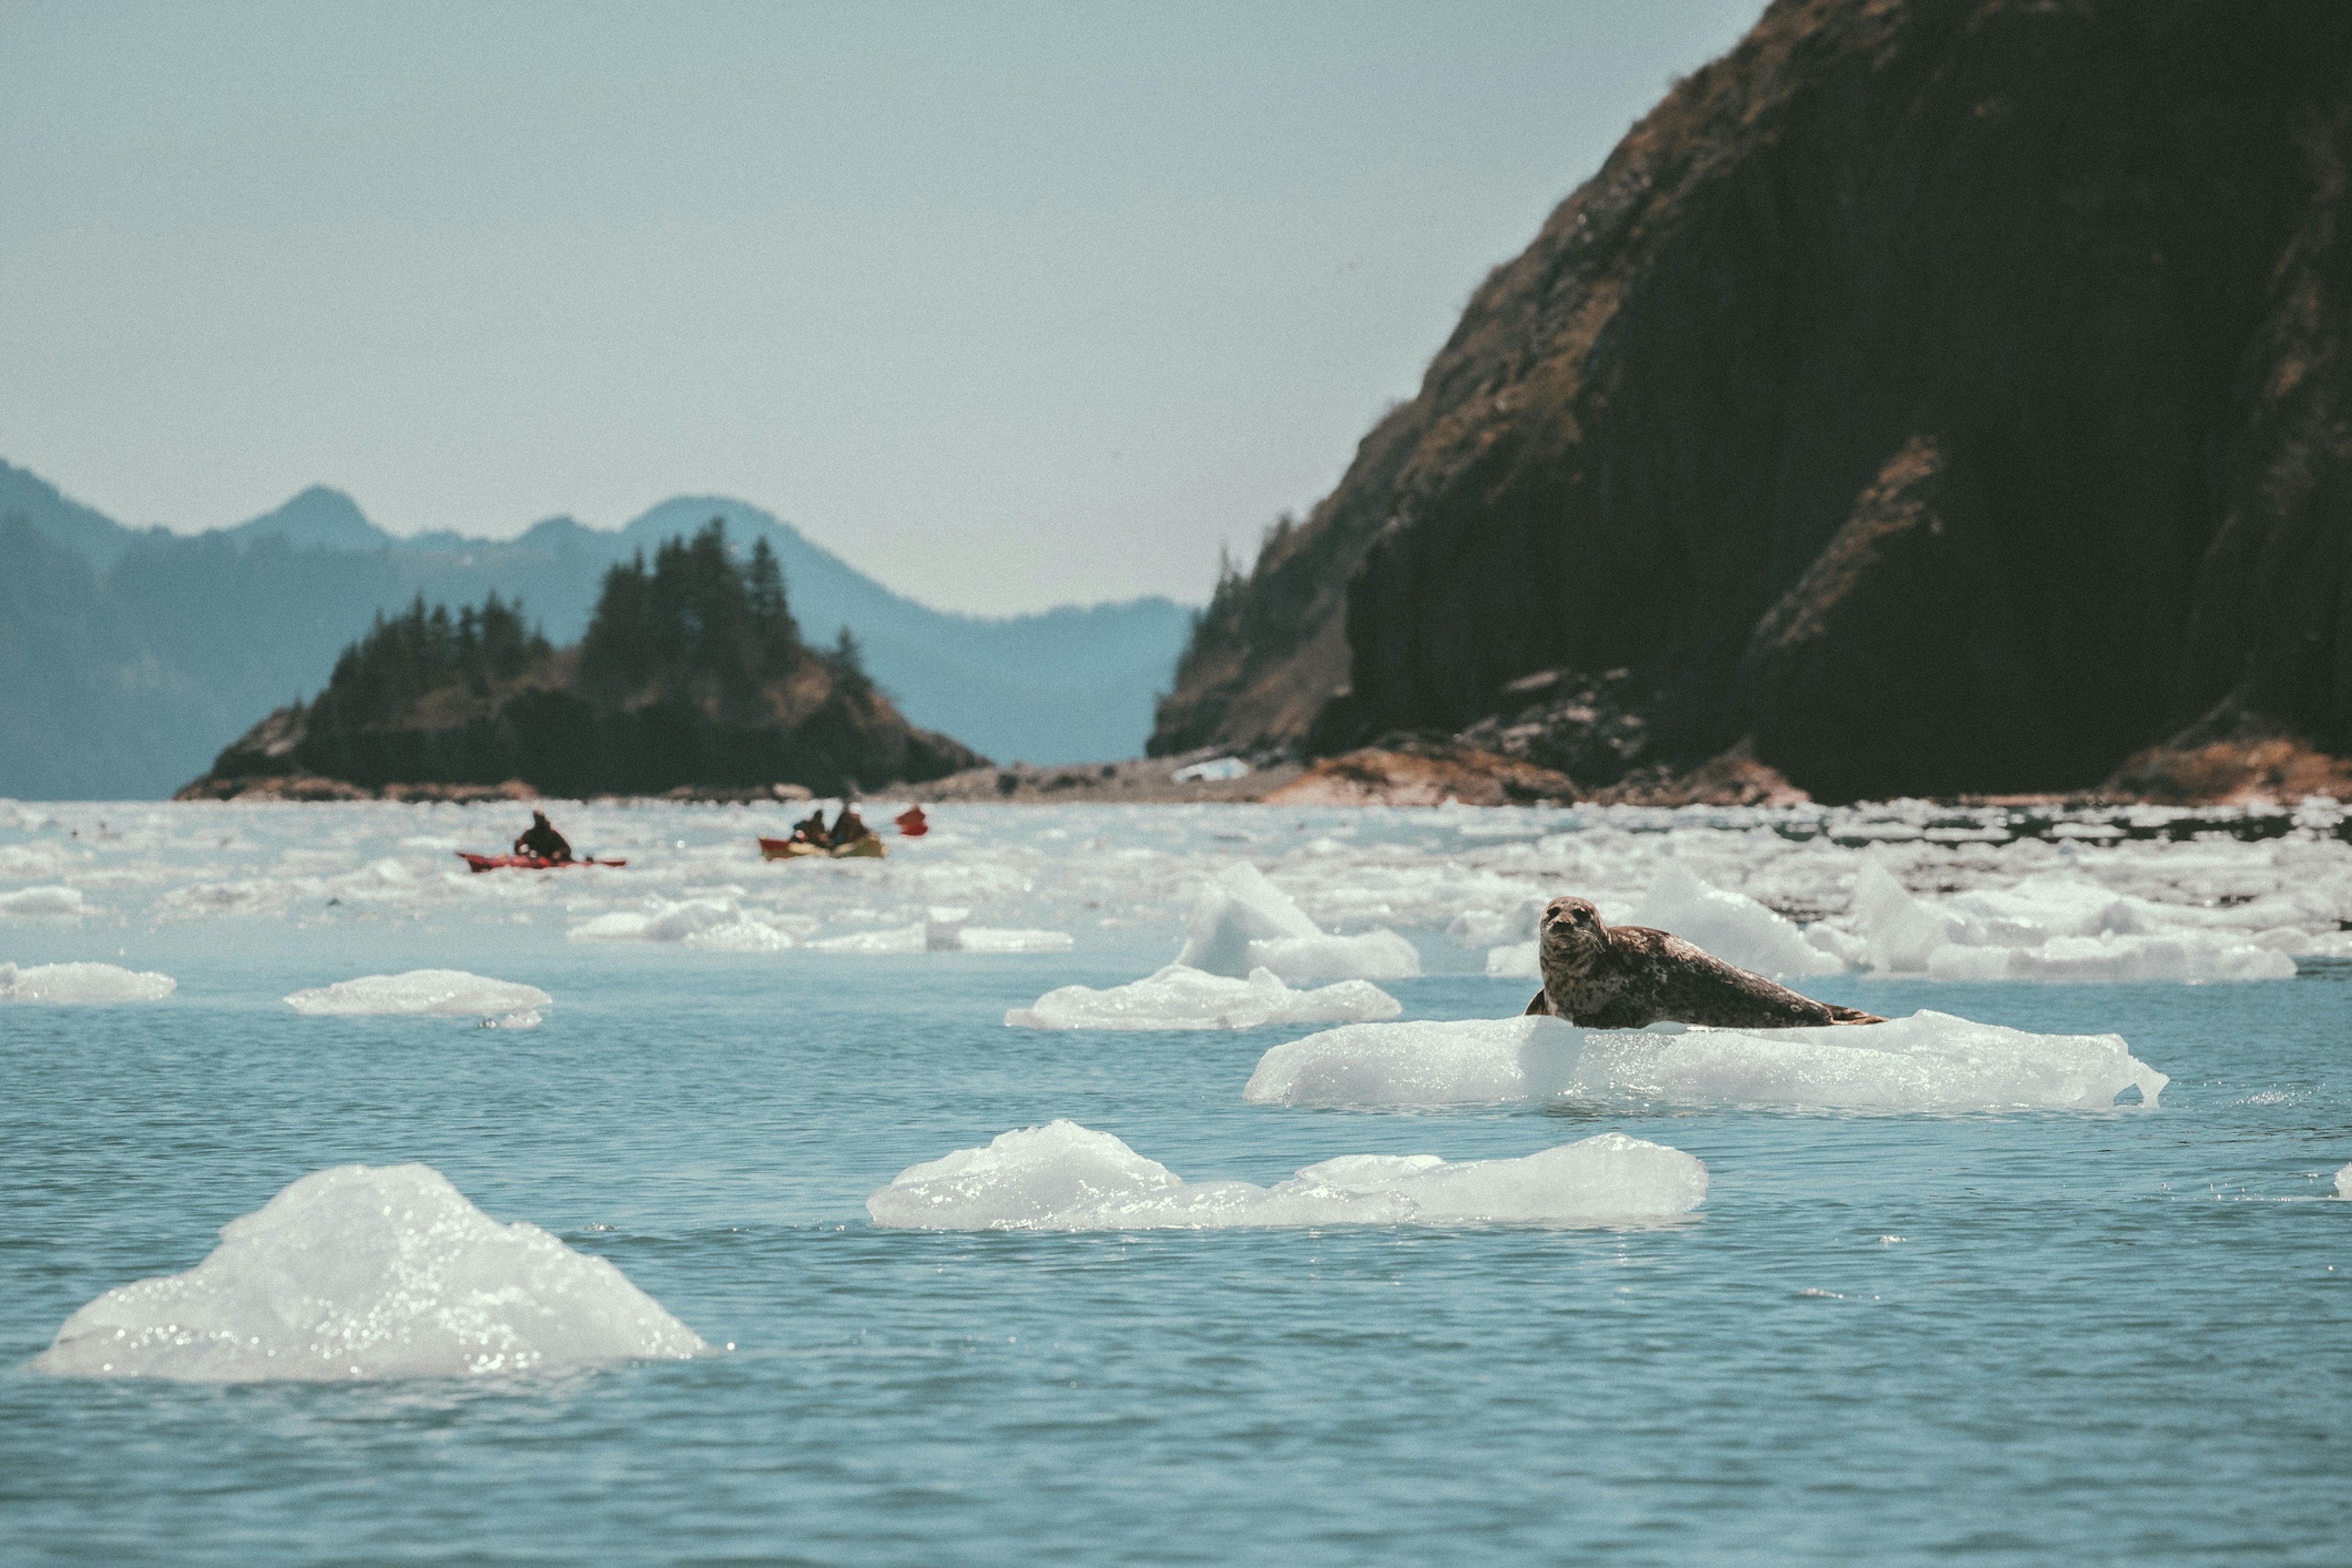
1525,988,1551,1017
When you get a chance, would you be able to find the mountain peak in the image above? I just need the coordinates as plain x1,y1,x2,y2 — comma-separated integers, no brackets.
227,486,391,552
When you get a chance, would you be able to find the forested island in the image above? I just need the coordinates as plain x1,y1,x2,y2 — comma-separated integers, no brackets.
179,520,983,799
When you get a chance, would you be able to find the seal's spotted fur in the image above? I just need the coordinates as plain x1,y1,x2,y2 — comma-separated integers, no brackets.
1525,895,1884,1030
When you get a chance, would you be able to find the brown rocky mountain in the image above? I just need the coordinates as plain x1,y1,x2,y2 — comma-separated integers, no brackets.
1150,0,2352,803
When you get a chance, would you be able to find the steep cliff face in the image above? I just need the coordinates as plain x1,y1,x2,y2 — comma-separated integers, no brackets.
1150,0,2352,800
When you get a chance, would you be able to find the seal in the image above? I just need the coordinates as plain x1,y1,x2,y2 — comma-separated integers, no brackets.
1524,895,1884,1029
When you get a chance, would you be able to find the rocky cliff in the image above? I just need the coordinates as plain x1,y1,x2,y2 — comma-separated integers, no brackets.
1150,0,2352,802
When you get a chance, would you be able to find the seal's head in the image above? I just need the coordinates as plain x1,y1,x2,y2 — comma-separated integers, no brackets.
531,810,551,826
1539,895,1608,971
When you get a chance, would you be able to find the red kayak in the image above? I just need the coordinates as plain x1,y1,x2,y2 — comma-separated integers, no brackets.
456,852,627,873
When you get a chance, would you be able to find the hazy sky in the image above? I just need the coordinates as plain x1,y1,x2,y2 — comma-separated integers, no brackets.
2,1,1762,615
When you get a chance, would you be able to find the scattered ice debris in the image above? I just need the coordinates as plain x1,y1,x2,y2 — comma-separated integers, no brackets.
0,843,77,877
0,960,176,1003
804,908,1076,954
865,1120,1705,1230
567,896,815,951
1243,1010,2169,1112
1006,963,1400,1031
284,969,552,1019
1845,863,2298,981
0,885,86,919
1174,862,1419,982
480,1009,543,1030
32,1163,705,1380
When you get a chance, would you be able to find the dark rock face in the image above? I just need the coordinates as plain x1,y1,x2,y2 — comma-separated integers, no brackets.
1150,0,2352,800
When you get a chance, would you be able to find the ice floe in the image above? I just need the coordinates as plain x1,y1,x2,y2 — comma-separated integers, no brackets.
1006,963,1400,1031
285,969,552,1019
0,885,86,919
32,1163,705,1380
1243,1010,2169,1112
865,1120,1705,1229
1175,862,1419,981
0,960,176,1003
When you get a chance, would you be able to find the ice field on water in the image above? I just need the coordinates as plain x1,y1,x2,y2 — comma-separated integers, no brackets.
3,793,2350,1564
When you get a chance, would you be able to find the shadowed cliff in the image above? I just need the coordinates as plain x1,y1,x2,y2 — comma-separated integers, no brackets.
1151,0,2352,802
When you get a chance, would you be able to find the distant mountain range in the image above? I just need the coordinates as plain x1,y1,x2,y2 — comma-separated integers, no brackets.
1,459,1193,799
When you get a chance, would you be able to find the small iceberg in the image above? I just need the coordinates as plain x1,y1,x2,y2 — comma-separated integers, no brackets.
1176,863,1419,982
0,960,176,1003
32,1163,707,1380
865,1120,1706,1230
1006,963,1400,1031
1243,1010,2169,1112
0,886,88,919
809,908,1076,954
284,969,551,1019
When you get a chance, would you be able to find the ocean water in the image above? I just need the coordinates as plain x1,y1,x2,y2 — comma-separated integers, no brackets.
2,798,2348,1565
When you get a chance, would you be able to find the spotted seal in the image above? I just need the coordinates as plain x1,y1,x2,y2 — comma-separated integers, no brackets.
1524,895,1884,1029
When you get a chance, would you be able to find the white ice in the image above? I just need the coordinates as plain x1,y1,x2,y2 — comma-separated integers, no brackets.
1243,1010,2169,1112
1175,862,1420,982
1623,861,1844,976
32,1163,706,1380
865,1119,1706,1229
285,969,552,1019
0,960,176,1003
2335,1162,2352,1200
0,885,86,919
809,907,1076,954
1006,963,1401,1031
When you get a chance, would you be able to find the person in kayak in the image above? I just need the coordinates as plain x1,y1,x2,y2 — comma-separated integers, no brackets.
829,803,871,846
788,809,832,850
513,810,573,863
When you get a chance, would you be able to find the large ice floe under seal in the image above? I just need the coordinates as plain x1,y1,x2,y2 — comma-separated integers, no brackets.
0,960,176,1003
1243,1011,2169,1112
284,969,551,1023
1005,963,1400,1031
865,1120,1706,1229
32,1163,706,1381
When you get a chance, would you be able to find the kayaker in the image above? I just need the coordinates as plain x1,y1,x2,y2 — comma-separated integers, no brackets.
894,804,929,837
829,804,871,845
789,810,832,850
513,810,573,863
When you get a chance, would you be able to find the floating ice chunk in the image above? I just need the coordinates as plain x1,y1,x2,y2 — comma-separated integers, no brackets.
810,923,927,954
1924,933,2296,982
480,1009,543,1030
957,927,1076,953
1171,756,1250,782
1485,941,1540,979
32,1163,705,1380
1175,863,1419,981
1448,896,1547,947
568,897,741,943
0,885,86,919
1005,963,1400,1031
0,843,75,878
0,960,176,1003
685,919,794,952
1851,862,1964,972
1243,1009,2168,1112
865,1120,1705,1230
1625,862,1842,976
2335,1163,2352,1200
285,969,551,1019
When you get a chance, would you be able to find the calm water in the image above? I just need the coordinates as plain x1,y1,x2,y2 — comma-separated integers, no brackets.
2,804,2350,1564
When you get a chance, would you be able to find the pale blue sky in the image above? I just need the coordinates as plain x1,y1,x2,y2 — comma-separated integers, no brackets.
1,0,1762,613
